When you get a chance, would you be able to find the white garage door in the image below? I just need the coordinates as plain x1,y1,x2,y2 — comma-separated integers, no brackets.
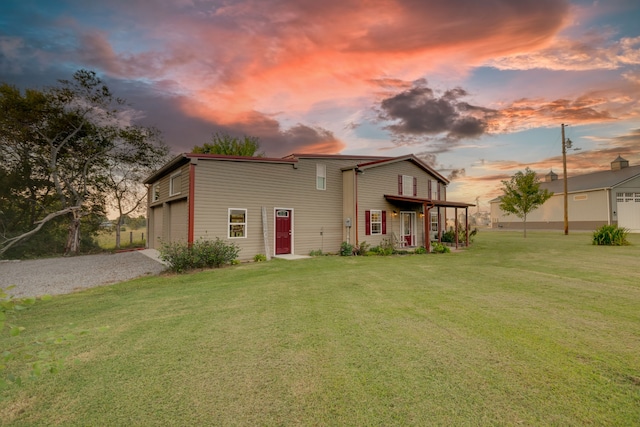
617,192,640,232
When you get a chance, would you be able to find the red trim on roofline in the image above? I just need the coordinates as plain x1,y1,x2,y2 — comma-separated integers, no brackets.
185,153,298,164
284,153,391,161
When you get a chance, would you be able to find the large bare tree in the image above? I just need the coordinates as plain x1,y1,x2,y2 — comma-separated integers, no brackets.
0,70,168,257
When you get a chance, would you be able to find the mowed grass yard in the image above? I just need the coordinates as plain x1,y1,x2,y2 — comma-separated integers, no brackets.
2,231,640,425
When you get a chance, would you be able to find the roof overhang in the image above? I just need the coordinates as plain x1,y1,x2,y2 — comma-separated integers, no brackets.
342,154,450,184
384,194,475,208
143,153,299,184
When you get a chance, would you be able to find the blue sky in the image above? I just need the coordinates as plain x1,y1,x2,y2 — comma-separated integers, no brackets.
1,0,639,207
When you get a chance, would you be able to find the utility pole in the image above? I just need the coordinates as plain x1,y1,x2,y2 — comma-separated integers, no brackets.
562,124,572,235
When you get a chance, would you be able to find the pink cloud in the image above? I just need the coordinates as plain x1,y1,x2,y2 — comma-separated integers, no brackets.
67,0,573,145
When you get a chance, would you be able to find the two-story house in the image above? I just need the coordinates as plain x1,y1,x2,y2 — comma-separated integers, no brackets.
144,153,474,260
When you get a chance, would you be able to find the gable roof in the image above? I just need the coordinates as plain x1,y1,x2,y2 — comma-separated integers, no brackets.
541,165,640,193
347,154,449,184
144,152,450,185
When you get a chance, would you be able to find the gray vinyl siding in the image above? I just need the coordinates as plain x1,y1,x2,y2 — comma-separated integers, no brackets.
356,161,442,248
342,169,356,244
193,158,365,259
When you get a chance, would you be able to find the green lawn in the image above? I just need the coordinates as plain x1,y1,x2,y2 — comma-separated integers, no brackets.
2,231,640,425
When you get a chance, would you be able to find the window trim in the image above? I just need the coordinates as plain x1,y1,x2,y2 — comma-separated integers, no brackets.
365,210,387,235
370,209,382,235
228,208,247,239
151,182,160,202
169,172,181,196
430,212,439,232
316,163,326,190
402,175,413,196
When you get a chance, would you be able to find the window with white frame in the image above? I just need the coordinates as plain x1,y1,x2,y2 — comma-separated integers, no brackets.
430,212,438,232
169,172,181,196
370,210,382,235
402,175,413,196
152,183,160,202
228,209,247,238
431,180,439,199
316,164,326,190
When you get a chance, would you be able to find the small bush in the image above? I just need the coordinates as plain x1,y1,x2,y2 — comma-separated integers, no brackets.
254,253,267,262
370,241,394,256
160,238,240,273
441,228,456,243
340,241,354,256
355,241,370,256
414,246,427,254
309,249,324,256
431,243,450,254
592,225,629,246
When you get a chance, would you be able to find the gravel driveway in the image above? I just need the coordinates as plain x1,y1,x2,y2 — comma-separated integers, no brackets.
0,250,167,298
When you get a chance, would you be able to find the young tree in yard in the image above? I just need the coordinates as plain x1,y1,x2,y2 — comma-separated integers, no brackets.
499,168,553,237
192,132,264,156
0,70,168,257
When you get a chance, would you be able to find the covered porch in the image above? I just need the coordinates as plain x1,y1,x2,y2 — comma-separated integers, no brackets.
384,195,475,252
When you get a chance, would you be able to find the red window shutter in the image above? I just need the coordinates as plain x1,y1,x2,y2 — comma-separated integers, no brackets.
382,211,387,234
365,210,371,235
437,183,441,200
398,175,403,195
413,177,417,196
428,180,432,199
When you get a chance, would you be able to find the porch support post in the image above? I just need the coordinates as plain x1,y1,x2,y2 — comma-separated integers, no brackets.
455,207,459,250
437,207,442,243
423,202,430,253
465,207,470,247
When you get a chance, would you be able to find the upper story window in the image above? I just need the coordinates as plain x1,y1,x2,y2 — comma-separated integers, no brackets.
429,180,439,200
152,183,160,202
316,164,326,190
169,172,181,196
229,209,247,238
398,175,417,196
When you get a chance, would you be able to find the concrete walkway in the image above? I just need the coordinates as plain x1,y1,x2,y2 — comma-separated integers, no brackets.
138,248,168,265
272,254,312,260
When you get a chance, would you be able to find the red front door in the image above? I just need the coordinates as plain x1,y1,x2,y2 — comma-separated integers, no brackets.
275,209,292,255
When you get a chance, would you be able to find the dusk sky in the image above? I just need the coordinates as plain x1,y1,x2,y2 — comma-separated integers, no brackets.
2,0,639,208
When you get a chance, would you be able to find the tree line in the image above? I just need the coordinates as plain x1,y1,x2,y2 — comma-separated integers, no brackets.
0,70,169,258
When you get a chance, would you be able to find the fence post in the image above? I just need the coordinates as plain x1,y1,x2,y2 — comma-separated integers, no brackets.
130,231,133,244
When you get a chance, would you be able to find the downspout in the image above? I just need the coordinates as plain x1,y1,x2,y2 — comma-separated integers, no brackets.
606,188,611,225
455,207,459,250
188,163,195,245
354,168,359,245
465,207,469,247
423,202,430,253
